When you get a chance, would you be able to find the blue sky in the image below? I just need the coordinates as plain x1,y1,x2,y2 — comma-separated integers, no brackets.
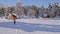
0,0,60,7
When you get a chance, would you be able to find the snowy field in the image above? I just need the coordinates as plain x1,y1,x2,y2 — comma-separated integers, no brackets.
0,18,60,34
0,18,60,25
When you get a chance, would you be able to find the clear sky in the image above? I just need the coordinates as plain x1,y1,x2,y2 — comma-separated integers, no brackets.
0,0,60,7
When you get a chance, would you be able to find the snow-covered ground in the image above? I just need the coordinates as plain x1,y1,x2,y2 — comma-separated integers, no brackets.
0,18,60,25
16,19,60,25
0,27,60,34
0,21,60,34
0,18,60,34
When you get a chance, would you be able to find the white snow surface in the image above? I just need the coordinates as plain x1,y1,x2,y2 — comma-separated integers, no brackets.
0,18,60,25
0,18,60,34
16,19,60,25
0,18,13,22
0,27,60,34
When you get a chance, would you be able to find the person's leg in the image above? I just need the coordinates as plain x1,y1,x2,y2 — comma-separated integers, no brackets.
14,19,16,24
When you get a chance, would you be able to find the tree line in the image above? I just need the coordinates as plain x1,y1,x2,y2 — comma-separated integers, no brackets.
0,3,60,19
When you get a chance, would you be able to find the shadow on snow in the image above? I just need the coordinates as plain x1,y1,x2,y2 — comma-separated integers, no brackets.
0,22,60,32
